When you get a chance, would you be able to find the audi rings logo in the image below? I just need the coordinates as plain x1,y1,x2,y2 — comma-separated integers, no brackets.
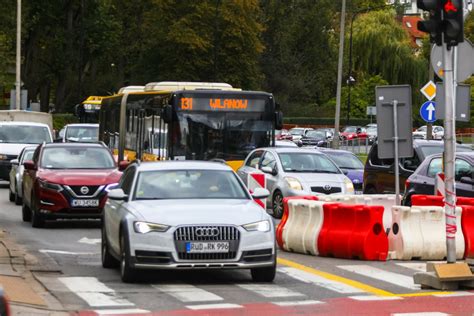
195,228,220,237
80,186,90,195
324,184,332,191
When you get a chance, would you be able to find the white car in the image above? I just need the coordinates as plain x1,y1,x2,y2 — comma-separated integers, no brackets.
102,161,275,283
8,146,37,205
288,127,314,142
413,125,444,140
0,122,53,181
59,123,99,142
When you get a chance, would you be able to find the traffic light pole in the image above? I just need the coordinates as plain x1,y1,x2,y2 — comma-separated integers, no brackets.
442,42,457,264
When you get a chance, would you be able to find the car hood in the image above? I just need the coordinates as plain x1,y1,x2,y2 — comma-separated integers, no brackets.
285,172,346,185
342,169,364,183
129,199,266,226
38,169,121,186
0,143,37,156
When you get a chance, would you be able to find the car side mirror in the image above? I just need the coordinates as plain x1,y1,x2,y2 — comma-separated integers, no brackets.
261,166,277,176
297,140,303,147
460,176,474,185
24,161,36,171
10,159,19,166
251,187,270,200
118,160,129,171
108,188,128,201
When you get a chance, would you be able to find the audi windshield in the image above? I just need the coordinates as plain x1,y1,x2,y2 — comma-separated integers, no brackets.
134,170,249,200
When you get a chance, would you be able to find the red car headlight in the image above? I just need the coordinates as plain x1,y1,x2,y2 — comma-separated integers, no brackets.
38,179,63,192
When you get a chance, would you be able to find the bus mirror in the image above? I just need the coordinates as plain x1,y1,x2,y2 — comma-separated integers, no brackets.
275,111,283,130
163,105,172,123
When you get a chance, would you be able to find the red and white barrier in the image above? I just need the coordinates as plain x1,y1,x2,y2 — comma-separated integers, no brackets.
248,172,266,208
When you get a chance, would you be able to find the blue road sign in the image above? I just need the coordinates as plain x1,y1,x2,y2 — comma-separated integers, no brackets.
420,101,436,123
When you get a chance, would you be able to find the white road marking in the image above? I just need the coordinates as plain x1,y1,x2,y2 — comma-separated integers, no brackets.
338,265,420,290
278,267,365,294
349,295,402,301
59,277,134,307
392,313,449,316
153,284,223,303
39,249,97,255
433,291,474,297
273,300,324,306
78,237,101,245
395,262,427,272
186,303,243,310
93,309,149,315
237,283,305,298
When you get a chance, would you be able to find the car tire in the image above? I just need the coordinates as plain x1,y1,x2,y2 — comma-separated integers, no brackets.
8,187,14,202
272,191,284,219
251,257,276,282
31,196,45,228
22,200,31,222
14,181,22,205
102,225,119,269
120,233,137,283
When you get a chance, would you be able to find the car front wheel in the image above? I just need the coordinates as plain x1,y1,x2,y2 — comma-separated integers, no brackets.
31,195,45,228
120,233,137,283
272,191,284,219
102,226,119,269
22,199,31,222
8,187,14,202
251,259,276,282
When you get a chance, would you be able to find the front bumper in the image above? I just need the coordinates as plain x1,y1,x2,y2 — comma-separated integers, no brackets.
127,225,276,270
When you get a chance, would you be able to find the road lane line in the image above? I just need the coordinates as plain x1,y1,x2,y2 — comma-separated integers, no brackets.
432,291,474,297
152,284,223,303
278,267,365,294
349,295,402,301
186,303,243,310
395,262,427,272
237,283,305,298
392,313,449,316
92,309,150,315
277,258,393,296
338,265,420,290
273,300,324,306
39,249,97,255
59,277,134,307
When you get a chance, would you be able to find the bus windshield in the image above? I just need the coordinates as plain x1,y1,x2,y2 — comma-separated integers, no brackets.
173,112,273,161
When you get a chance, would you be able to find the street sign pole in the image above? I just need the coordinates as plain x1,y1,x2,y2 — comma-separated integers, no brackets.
442,42,457,264
392,100,400,206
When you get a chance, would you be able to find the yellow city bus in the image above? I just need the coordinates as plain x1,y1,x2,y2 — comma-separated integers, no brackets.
76,96,105,123
99,82,282,170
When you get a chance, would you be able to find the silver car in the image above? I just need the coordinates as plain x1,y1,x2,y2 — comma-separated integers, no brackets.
102,161,275,283
8,146,37,205
237,148,355,218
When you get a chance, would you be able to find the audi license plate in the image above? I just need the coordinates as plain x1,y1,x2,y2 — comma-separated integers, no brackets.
71,199,99,207
186,242,229,253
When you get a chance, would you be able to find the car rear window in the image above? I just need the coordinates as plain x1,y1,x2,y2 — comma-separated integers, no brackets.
420,145,472,160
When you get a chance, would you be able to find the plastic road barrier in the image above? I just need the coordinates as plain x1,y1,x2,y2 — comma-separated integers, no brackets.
276,196,318,250
411,194,474,207
461,205,474,258
317,203,388,261
248,172,266,208
389,205,465,260
282,200,325,255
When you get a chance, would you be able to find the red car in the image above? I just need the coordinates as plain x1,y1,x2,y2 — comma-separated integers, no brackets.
22,142,126,228
275,129,292,141
340,126,368,141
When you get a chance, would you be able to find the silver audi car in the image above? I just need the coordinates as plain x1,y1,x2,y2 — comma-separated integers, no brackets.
102,161,275,283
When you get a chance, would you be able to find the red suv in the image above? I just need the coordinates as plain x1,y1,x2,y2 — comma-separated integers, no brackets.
22,143,125,228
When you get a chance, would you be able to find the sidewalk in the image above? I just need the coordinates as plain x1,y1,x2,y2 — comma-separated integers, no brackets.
0,229,68,315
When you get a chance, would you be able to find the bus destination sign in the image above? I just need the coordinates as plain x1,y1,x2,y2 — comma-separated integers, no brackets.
179,97,267,112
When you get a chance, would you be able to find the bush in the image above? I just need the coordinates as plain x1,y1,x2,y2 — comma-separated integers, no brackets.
53,113,78,131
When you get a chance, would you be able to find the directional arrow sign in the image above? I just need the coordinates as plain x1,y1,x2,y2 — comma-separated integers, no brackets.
78,237,101,245
420,101,437,123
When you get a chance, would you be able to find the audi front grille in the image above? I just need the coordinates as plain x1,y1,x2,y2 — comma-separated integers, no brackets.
174,225,240,260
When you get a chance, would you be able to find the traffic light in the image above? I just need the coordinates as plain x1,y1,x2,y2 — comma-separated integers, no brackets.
417,0,443,46
442,0,464,46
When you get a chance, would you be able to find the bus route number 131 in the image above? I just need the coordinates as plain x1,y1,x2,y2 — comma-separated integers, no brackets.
181,98,193,110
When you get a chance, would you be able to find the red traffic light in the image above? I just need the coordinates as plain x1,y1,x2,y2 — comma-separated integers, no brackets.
444,0,458,13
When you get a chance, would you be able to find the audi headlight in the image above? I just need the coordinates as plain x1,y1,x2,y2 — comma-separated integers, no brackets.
285,177,303,191
344,177,354,194
243,220,271,232
133,221,170,234
38,179,63,192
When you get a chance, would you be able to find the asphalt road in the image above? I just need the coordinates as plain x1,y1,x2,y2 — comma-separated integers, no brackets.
0,181,472,315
